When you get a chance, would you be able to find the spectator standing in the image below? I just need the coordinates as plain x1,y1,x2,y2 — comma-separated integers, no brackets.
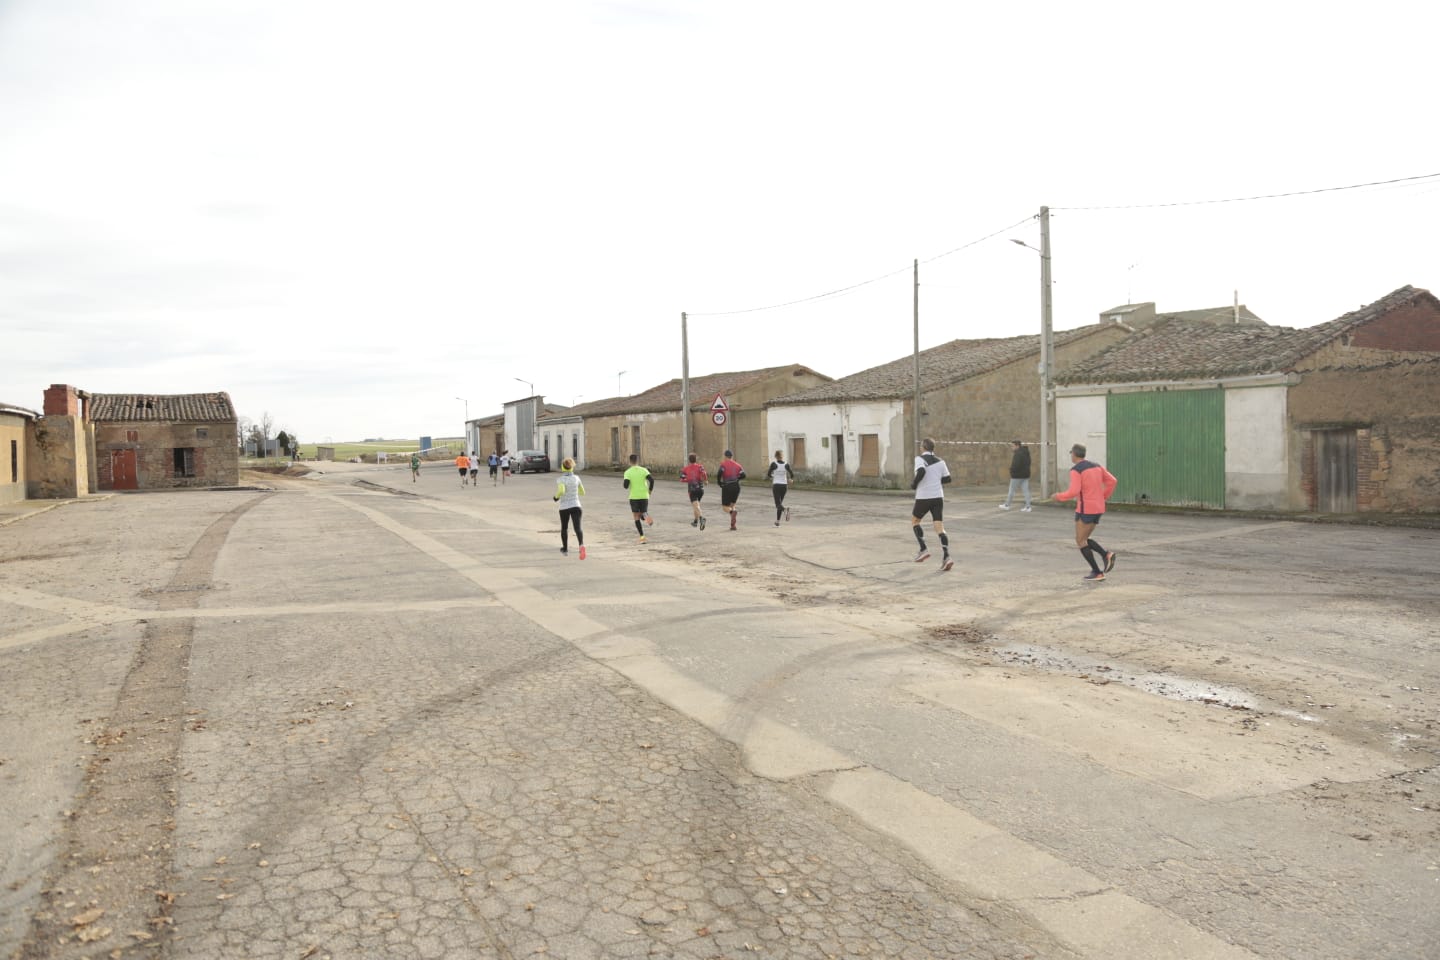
999,440,1032,511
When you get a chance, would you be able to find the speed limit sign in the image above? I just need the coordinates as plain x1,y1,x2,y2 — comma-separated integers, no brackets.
712,410,727,426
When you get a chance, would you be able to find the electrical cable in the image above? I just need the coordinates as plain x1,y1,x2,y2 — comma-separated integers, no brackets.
1053,171,1440,211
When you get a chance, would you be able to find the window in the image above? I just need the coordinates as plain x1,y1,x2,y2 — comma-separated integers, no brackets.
611,427,620,463
173,447,196,477
126,430,139,442
631,425,641,460
9,439,16,483
572,434,579,459
196,427,208,439
543,434,550,457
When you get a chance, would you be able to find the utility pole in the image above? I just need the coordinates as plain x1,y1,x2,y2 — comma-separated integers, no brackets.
912,258,921,453
681,312,691,465
1039,206,1055,499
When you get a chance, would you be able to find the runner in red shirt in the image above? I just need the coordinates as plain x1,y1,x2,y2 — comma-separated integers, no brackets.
717,450,746,530
680,454,708,530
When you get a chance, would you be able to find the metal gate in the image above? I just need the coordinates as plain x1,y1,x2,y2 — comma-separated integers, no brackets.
1315,429,1357,512
1106,389,1225,508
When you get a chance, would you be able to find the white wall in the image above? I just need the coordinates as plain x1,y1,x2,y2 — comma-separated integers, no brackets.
768,400,905,483
1055,394,1107,489
538,422,585,469
1225,385,1288,508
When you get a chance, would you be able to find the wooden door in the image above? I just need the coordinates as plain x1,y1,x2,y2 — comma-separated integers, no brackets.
111,449,137,490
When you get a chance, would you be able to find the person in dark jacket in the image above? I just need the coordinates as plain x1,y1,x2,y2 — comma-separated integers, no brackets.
998,440,1032,511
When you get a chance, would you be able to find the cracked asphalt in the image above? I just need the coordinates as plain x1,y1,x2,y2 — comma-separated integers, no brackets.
1,461,1436,959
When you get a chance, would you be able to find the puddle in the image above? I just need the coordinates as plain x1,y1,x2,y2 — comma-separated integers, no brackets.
990,642,1263,711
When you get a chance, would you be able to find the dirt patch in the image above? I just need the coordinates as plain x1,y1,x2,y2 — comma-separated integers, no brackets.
922,622,994,647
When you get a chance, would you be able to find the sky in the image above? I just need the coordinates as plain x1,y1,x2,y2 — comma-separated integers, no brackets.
2,0,1437,443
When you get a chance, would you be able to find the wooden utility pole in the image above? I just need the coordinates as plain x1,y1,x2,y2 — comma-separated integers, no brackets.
681,312,691,465
912,258,921,453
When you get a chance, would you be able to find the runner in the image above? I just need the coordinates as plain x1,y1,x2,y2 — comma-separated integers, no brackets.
552,457,586,559
455,452,469,486
488,451,500,485
910,437,954,571
717,450,746,531
1053,442,1118,582
680,453,708,530
410,451,421,483
622,454,655,543
766,450,792,526
499,451,511,483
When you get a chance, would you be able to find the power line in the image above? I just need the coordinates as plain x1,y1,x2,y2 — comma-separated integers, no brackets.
689,214,1034,317
1053,171,1440,211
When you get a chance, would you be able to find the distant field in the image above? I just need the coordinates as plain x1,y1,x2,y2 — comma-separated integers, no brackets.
295,438,464,461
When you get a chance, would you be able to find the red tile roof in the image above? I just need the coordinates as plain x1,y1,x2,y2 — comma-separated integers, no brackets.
88,392,236,422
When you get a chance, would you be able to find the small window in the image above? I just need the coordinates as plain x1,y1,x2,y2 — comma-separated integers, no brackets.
126,430,139,442
196,427,208,439
9,439,17,483
173,447,196,477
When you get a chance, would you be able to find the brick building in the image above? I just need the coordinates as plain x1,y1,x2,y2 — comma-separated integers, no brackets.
89,390,240,491
1054,285,1440,513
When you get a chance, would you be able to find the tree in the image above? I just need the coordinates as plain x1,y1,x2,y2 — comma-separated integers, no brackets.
276,430,291,455
237,415,253,454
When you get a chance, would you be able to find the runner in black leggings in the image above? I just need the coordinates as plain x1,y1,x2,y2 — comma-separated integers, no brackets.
766,450,792,526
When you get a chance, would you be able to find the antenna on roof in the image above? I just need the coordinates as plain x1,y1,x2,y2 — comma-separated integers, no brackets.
1234,290,1240,324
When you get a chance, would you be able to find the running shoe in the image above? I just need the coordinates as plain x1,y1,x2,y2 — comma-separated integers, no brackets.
997,504,1009,510
914,549,931,563
1083,571,1105,581
774,521,780,526
1104,551,1117,573
699,516,706,530
645,515,654,526
691,518,698,527
941,556,954,572
560,548,568,556
579,546,587,560
1021,506,1032,512
638,535,647,544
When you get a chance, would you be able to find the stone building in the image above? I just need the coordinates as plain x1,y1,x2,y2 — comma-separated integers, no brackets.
764,324,1132,487
1054,285,1440,513
88,390,240,491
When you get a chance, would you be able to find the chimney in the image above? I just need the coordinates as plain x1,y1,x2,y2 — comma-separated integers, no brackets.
43,384,81,416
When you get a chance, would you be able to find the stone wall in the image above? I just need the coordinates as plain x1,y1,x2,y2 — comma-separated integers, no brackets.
1289,358,1440,512
94,420,239,490
26,414,88,499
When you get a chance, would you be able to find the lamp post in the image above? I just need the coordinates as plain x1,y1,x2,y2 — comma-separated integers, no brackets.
456,397,469,452
513,378,533,398
1009,204,1055,498
617,370,627,396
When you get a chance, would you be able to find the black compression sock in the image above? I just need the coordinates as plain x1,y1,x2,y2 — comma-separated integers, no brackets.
913,526,926,548
1087,539,1106,557
635,519,644,536
1080,546,1100,573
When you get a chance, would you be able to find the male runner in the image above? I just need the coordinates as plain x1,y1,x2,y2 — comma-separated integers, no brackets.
1053,443,1118,581
455,452,469,486
622,454,655,543
680,453,708,530
717,450,745,531
910,437,953,571
766,450,793,526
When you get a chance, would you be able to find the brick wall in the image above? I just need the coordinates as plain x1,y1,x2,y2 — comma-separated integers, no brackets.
1290,358,1440,512
1350,298,1440,352
94,420,239,490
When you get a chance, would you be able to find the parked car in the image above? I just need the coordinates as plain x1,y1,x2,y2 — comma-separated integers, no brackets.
514,450,551,473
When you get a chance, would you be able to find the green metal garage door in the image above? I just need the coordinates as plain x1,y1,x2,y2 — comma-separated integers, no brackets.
1106,389,1224,508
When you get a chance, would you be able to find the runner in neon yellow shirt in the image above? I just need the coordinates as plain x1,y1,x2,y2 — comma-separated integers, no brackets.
622,454,655,543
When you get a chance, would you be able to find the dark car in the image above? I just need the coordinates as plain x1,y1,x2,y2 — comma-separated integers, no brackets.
514,450,551,474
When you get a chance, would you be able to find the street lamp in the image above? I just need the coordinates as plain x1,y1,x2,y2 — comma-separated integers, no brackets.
514,377,533,398
456,397,469,452
617,370,627,396
456,396,468,421
1009,205,1055,498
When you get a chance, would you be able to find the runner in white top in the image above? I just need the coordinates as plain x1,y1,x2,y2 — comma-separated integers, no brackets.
910,437,953,571
766,450,793,526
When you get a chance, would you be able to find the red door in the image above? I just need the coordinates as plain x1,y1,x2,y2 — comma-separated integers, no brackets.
111,449,137,490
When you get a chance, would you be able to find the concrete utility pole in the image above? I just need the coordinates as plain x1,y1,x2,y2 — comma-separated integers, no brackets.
1039,206,1055,499
681,312,691,465
912,258,921,453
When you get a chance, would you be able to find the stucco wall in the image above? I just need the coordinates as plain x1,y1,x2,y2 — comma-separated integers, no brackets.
1224,385,1289,509
766,400,907,486
26,414,88,499
1054,395,1108,491
0,413,30,504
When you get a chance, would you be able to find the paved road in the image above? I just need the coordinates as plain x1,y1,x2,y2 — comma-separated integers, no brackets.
1,462,1436,959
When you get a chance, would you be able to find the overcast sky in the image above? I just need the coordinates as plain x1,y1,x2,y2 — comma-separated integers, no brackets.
2,0,1437,443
